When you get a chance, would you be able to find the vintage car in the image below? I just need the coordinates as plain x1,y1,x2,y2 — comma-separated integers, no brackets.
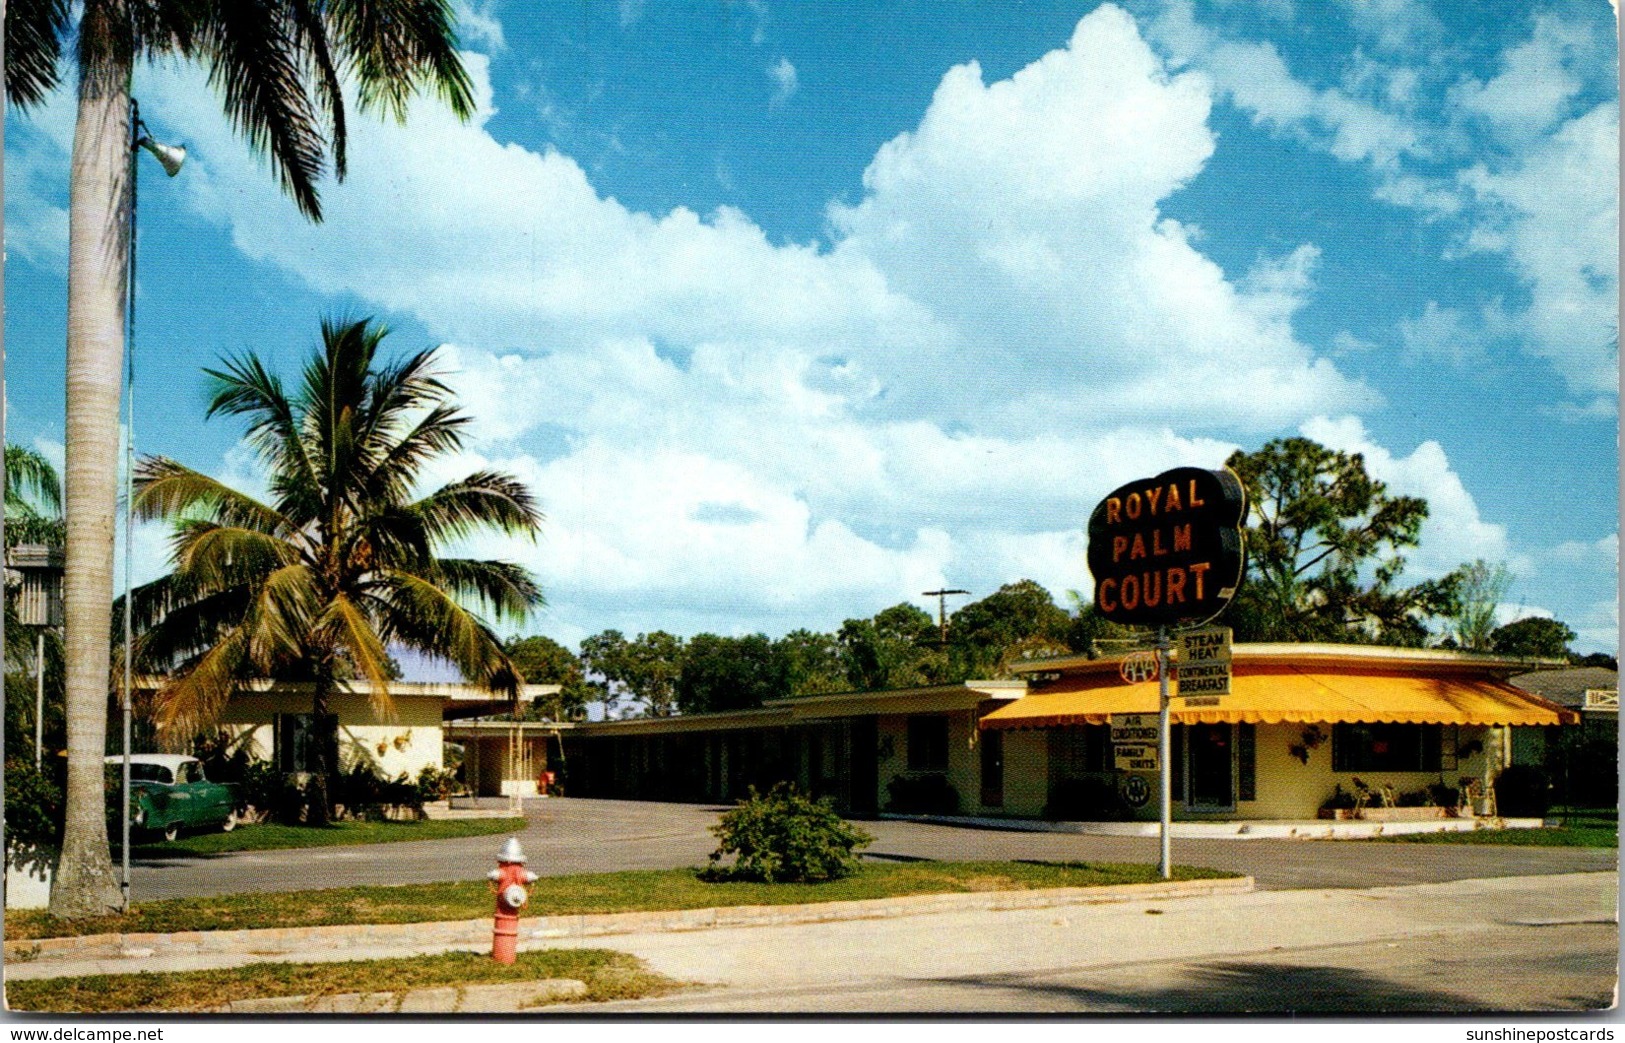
105,754,239,841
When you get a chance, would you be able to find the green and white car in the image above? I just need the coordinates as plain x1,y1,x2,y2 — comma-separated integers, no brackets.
106,754,239,842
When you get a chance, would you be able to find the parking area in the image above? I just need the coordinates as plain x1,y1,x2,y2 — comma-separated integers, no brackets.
126,797,1617,902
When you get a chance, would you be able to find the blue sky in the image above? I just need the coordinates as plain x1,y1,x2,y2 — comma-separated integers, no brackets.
6,0,1619,655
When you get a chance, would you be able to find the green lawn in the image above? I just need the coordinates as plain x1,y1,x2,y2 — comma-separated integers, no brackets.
127,816,526,856
6,860,1235,941
6,949,680,1013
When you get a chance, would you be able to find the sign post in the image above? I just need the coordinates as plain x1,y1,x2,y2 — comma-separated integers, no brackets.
1086,467,1247,881
1156,627,1172,879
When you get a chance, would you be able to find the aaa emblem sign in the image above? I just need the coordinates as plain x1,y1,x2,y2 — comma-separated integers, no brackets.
1086,467,1246,628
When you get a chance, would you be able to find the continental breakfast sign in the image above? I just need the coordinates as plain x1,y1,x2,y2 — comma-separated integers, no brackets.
1110,713,1159,771
1177,626,1232,698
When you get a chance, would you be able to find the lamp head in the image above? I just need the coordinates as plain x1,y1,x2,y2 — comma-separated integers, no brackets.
136,136,186,177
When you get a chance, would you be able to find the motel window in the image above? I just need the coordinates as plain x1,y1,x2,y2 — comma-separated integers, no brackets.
907,715,950,772
1331,723,1442,773
275,713,338,774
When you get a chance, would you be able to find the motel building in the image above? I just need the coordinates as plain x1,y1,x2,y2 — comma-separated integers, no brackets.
544,644,1579,832
131,644,1579,830
133,676,562,794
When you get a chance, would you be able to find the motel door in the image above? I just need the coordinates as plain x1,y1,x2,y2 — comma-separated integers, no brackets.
1184,723,1234,811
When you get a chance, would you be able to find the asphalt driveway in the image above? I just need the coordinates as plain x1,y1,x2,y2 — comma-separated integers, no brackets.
124,797,1617,902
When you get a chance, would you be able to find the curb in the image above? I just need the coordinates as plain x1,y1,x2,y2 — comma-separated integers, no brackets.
878,813,1547,839
189,978,588,1014
5,876,1253,975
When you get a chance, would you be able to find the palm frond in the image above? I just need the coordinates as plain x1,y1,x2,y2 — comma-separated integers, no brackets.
204,353,322,520
245,564,323,671
196,0,327,220
369,569,519,695
130,586,255,673
4,0,68,109
327,0,476,123
5,443,62,517
360,401,469,503
170,521,303,590
409,471,544,544
134,456,293,534
354,346,461,478
301,317,386,507
156,625,251,739
429,558,543,622
288,0,349,179
318,593,394,717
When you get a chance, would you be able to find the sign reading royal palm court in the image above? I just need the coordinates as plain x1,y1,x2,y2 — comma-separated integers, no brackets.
1086,467,1246,627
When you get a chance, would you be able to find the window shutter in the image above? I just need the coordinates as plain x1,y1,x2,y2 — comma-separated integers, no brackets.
1237,723,1256,802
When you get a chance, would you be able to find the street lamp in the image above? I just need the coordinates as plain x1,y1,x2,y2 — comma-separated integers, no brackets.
119,100,184,910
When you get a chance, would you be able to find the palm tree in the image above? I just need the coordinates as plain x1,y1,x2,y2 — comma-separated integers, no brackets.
5,444,65,548
5,0,475,917
131,317,543,825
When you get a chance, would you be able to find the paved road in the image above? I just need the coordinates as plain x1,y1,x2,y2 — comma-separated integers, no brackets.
563,872,1618,1014
127,797,1617,901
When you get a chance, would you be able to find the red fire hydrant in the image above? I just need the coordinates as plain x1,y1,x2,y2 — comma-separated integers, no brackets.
487,837,538,964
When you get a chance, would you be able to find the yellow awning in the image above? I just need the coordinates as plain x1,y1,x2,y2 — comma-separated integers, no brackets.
980,665,1579,730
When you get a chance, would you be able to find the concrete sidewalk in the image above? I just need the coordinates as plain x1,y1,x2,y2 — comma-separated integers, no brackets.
560,871,1619,1013
4,875,1253,982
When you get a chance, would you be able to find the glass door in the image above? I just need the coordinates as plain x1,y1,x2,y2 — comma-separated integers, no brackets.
1185,723,1235,811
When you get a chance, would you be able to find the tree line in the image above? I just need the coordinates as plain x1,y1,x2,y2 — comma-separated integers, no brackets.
503,436,1613,721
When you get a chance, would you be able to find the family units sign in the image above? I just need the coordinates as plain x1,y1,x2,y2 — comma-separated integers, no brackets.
1086,467,1247,629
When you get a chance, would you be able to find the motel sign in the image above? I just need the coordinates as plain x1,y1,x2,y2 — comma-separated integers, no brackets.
1085,467,1247,628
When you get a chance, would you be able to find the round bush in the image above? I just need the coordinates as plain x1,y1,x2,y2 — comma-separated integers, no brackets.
704,782,874,883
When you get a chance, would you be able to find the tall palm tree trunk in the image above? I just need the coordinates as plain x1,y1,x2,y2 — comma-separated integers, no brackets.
50,76,130,917
307,676,333,827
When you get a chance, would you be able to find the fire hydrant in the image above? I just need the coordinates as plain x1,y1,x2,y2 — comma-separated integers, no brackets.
487,836,538,964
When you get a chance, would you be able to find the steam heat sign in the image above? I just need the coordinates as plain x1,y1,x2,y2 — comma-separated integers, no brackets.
1086,467,1247,628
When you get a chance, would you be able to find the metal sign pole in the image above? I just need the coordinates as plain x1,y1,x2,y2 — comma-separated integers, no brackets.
1157,626,1172,880
35,631,46,768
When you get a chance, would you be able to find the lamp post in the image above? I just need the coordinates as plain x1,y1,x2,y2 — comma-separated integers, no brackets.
120,100,184,910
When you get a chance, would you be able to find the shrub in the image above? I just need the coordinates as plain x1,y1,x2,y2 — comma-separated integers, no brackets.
5,758,63,859
1045,775,1129,821
1426,782,1460,808
332,763,422,820
704,782,873,883
1494,764,1552,818
417,764,459,804
1320,784,1357,811
1395,787,1435,808
885,773,960,815
236,760,280,818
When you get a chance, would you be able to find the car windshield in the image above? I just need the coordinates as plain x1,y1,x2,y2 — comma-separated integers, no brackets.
130,764,174,784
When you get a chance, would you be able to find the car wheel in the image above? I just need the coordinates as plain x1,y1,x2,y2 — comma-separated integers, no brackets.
221,811,238,833
163,822,180,843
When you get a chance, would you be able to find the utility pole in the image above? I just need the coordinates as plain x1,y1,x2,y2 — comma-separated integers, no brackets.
922,588,970,648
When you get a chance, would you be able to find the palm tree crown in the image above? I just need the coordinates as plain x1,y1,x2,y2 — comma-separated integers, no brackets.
133,318,543,740
6,0,475,219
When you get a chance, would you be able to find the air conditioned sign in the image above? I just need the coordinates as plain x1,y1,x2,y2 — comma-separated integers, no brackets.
1086,467,1247,628
1110,713,1159,771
